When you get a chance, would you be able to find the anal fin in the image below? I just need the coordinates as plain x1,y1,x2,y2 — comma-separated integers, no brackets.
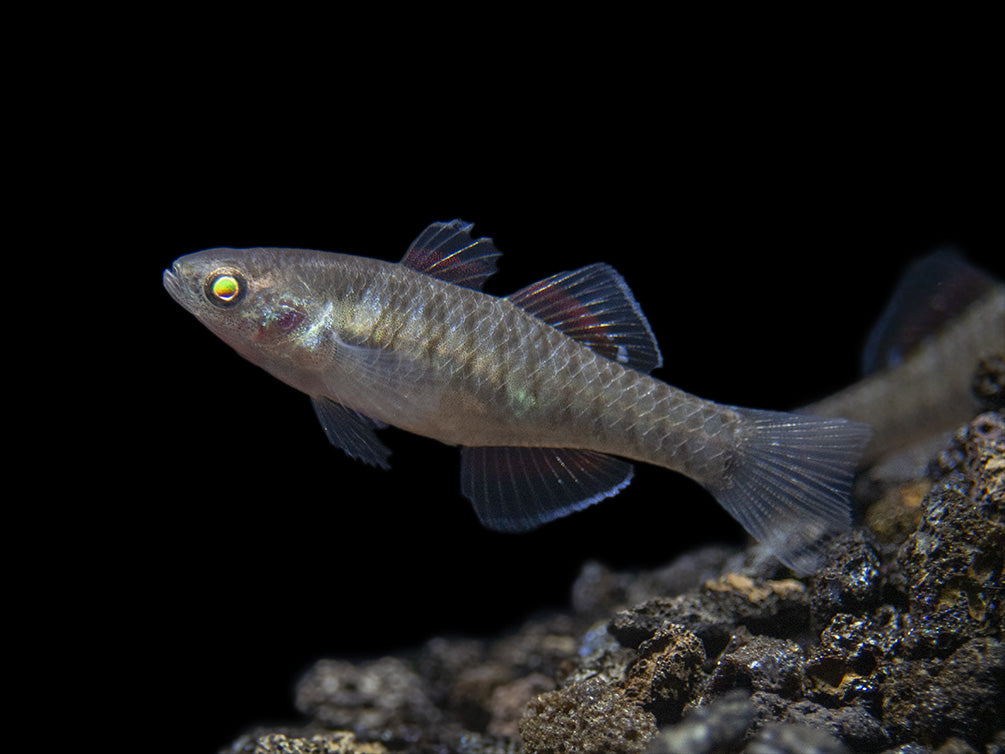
460,446,634,531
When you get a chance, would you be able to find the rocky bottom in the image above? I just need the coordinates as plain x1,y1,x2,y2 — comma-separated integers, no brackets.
223,400,1004,754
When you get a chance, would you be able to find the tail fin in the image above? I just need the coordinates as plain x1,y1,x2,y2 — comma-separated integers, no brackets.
707,408,872,575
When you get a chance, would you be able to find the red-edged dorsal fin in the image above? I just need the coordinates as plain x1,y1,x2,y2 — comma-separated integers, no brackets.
400,219,501,291
508,263,663,373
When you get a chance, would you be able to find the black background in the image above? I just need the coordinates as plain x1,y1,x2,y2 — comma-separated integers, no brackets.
56,43,1000,750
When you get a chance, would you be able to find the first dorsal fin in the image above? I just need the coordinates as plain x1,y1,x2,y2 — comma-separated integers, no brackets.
862,248,997,374
400,219,501,291
508,263,663,373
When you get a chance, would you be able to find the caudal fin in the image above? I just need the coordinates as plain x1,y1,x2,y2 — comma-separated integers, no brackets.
708,408,872,575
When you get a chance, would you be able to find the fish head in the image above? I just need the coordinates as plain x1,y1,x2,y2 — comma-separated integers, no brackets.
163,248,326,384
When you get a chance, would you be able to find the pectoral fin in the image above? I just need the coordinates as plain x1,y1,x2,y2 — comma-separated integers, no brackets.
323,335,448,427
460,446,634,531
311,397,391,469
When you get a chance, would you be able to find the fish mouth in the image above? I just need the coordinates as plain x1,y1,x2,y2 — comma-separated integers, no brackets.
162,264,186,306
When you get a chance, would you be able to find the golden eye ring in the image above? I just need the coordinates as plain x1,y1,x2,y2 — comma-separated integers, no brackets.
204,269,247,307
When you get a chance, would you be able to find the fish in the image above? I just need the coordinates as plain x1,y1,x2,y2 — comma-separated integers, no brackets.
164,219,872,574
802,249,1004,464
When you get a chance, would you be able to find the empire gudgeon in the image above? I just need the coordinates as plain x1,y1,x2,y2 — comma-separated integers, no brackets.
164,220,872,574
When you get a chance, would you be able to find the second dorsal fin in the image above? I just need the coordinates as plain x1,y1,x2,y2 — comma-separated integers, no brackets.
508,263,663,373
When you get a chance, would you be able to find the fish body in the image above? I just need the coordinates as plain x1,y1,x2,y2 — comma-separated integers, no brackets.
803,253,1004,462
165,220,872,573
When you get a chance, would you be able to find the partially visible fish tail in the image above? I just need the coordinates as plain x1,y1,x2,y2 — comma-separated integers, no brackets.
708,408,873,575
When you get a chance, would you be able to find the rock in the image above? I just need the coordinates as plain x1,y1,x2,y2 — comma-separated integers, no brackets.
898,438,1005,656
932,739,981,754
862,480,928,557
447,732,523,753
805,607,905,712
491,614,581,679
972,354,1005,409
562,622,635,687
519,677,657,754
571,560,632,618
782,700,890,752
572,547,738,620
223,730,388,754
880,637,1005,748
609,574,809,658
808,531,883,631
707,629,805,699
418,635,487,707
610,595,736,658
625,624,705,722
450,662,515,731
700,574,810,638
644,690,756,754
294,657,440,732
744,722,850,754
486,673,554,738
225,393,1005,753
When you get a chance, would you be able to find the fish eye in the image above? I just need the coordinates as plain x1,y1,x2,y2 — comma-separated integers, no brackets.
204,269,247,307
